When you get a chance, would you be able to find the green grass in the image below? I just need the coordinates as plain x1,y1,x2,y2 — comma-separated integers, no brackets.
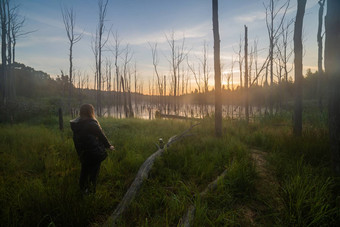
0,115,338,226
243,115,339,226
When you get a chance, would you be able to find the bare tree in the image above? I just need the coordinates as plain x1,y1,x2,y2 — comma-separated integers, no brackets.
62,6,83,114
253,40,259,85
293,0,306,136
264,0,290,113
231,56,235,91
200,40,210,93
164,75,167,96
244,25,249,123
10,9,26,64
213,0,222,137
248,45,254,86
134,61,137,94
133,61,138,111
121,44,133,117
104,57,112,92
237,36,243,89
277,20,294,82
150,42,163,96
226,73,231,90
250,54,270,87
95,0,109,116
111,31,122,113
185,70,189,94
166,31,186,112
0,0,27,101
6,0,11,69
187,58,201,93
317,0,326,112
181,67,186,95
325,0,340,175
0,0,8,102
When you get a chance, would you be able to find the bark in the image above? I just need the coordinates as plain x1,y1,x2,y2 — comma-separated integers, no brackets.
293,0,306,136
121,45,133,117
112,32,120,113
96,0,109,117
264,0,290,114
121,76,128,118
150,42,163,107
212,0,222,137
269,0,274,114
317,0,326,112
325,0,340,176
62,7,82,115
104,124,199,226
238,37,243,89
244,25,249,123
181,167,230,227
166,32,186,113
128,89,134,118
201,41,209,93
6,0,12,99
0,0,7,103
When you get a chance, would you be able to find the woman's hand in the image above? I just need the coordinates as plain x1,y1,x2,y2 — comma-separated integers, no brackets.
109,145,115,151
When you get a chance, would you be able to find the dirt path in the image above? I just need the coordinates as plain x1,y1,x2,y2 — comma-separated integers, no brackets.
250,149,277,189
240,149,280,226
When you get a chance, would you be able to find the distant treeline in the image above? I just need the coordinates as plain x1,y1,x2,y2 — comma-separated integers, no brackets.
0,63,325,122
11,63,324,101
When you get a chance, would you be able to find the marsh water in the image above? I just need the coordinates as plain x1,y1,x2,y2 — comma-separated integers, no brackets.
103,103,267,120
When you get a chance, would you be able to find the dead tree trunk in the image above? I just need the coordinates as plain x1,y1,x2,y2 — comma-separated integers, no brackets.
0,0,7,103
6,0,12,100
181,167,230,227
317,0,326,112
244,25,249,123
293,0,307,136
212,0,222,137
325,0,340,176
121,76,129,118
237,37,243,90
128,89,134,118
264,0,290,115
95,0,109,117
104,124,199,226
62,7,82,116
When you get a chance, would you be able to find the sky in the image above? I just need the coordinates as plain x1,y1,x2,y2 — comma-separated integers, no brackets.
14,0,323,93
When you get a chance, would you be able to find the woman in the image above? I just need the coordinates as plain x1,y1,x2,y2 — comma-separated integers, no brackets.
70,104,114,194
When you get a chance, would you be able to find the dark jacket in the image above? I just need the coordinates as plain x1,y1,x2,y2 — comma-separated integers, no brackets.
70,117,111,163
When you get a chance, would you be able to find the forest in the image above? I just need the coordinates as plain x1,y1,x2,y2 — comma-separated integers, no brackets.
0,0,339,226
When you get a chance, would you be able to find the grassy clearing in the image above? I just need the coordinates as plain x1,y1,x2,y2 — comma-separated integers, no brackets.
244,115,339,226
0,115,338,226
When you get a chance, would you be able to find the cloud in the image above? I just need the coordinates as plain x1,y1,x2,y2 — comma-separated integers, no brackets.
234,11,266,23
16,35,68,48
26,13,92,38
124,22,210,46
26,14,65,30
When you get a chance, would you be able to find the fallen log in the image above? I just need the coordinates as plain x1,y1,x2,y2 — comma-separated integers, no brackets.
180,167,231,227
104,123,200,227
159,113,199,120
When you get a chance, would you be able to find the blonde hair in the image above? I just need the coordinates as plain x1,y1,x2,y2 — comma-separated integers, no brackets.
79,104,96,119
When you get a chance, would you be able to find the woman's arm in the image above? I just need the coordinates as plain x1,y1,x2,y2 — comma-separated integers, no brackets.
89,121,112,148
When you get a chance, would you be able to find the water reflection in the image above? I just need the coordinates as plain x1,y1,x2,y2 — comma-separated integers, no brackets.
103,103,267,120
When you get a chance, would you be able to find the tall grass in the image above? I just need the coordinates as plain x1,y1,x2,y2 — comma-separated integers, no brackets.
0,114,338,226
0,118,254,226
243,114,339,226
